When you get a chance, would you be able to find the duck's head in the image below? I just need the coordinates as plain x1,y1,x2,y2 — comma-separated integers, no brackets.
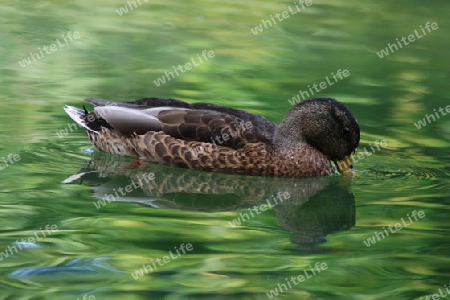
274,98,360,175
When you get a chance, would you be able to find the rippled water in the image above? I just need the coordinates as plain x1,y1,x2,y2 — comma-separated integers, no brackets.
1,0,450,299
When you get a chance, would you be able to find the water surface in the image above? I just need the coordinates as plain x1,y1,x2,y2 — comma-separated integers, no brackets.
1,0,449,299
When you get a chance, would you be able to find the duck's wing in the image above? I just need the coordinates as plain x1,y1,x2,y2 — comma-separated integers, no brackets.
156,109,266,149
85,98,275,149
85,98,271,149
192,102,276,141
93,97,276,141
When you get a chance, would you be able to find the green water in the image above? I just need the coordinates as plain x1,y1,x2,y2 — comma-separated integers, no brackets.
1,0,450,299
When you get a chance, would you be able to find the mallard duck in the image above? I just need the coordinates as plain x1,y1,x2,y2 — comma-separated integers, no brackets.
64,97,360,178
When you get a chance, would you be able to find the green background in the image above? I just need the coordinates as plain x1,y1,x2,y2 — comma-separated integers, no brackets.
0,0,449,299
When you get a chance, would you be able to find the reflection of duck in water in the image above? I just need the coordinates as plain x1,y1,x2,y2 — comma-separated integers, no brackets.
65,153,355,248
272,182,355,248
64,97,360,177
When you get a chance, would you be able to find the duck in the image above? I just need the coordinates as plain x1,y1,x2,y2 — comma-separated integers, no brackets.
64,97,360,178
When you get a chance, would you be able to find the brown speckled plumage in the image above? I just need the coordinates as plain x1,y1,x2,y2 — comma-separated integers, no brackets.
64,97,360,178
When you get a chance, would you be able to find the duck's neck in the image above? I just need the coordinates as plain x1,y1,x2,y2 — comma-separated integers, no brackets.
273,120,306,148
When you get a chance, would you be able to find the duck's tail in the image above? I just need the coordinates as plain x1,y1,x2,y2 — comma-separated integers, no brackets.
63,105,96,132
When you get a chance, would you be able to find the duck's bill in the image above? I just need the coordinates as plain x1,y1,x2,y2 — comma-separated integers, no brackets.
335,154,355,176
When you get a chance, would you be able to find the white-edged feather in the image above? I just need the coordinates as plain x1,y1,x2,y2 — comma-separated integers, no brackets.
139,106,189,117
94,106,163,134
61,171,96,184
64,105,95,132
